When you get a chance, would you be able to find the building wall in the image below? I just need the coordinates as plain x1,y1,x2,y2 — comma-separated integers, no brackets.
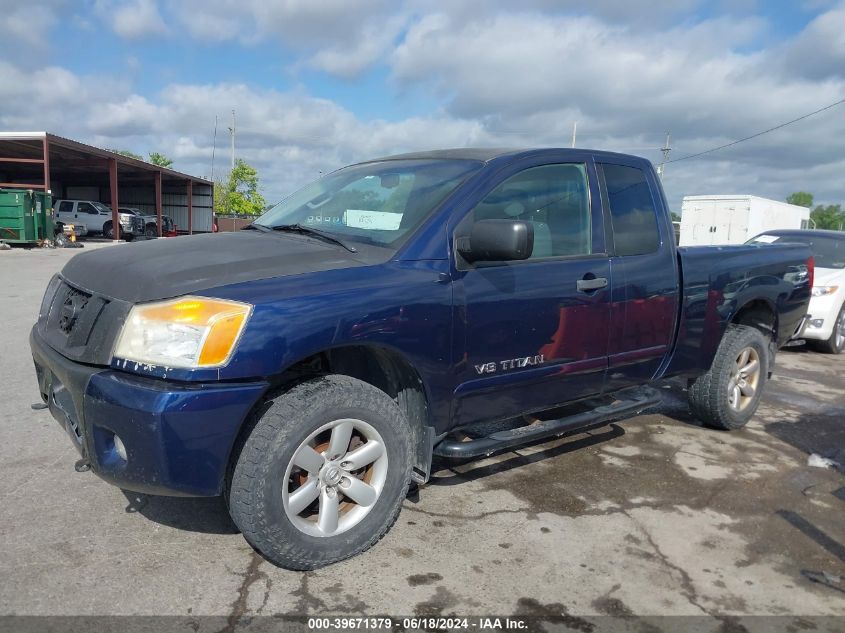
115,183,214,232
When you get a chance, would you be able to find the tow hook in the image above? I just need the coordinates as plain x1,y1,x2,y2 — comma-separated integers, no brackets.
74,459,91,473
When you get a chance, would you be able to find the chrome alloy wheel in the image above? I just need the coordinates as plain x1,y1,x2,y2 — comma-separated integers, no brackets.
835,309,845,350
727,347,761,412
282,418,388,537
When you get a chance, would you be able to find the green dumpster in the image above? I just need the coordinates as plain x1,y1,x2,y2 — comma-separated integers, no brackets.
0,189,54,245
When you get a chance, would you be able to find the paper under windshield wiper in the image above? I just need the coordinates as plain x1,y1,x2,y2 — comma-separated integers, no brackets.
271,224,357,253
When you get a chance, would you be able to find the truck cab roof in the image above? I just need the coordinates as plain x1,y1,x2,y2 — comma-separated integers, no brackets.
364,147,654,167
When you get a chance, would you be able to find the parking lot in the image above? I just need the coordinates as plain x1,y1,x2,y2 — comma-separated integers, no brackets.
1,244,843,625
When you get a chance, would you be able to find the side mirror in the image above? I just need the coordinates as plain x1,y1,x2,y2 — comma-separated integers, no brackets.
457,219,534,263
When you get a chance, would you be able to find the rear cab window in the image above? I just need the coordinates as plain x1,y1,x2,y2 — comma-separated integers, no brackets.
599,163,660,256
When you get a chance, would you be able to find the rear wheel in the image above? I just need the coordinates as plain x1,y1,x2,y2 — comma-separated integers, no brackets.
688,325,769,430
103,221,114,240
145,224,157,238
228,375,413,570
815,304,845,354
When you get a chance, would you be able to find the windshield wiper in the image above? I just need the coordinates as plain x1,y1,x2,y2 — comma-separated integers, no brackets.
243,222,272,233
271,224,357,253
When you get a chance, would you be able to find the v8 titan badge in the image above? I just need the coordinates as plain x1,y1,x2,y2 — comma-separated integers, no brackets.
474,354,544,375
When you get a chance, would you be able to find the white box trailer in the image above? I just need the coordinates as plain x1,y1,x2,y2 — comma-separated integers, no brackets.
679,195,811,246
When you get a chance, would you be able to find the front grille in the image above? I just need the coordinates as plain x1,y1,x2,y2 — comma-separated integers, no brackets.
59,287,91,335
37,277,132,366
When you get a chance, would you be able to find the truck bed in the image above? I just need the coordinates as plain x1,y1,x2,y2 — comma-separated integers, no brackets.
664,242,812,378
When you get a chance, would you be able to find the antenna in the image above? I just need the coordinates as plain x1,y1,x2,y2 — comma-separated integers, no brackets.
211,115,218,183
570,121,577,148
656,132,671,179
228,110,236,170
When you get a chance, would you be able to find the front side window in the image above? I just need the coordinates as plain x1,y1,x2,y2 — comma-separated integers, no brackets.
256,159,483,249
466,163,592,259
601,163,660,256
77,202,98,215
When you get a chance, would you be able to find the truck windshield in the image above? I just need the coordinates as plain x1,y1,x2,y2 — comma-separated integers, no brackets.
749,233,845,269
255,159,483,248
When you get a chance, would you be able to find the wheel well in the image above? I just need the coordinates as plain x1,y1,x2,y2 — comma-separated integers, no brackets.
269,345,434,480
731,299,776,340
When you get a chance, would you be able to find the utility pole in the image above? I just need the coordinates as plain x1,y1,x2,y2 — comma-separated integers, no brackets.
211,115,218,183
570,121,577,148
228,110,236,170
656,132,671,179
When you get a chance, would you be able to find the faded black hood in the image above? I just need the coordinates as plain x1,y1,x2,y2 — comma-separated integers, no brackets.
61,230,377,303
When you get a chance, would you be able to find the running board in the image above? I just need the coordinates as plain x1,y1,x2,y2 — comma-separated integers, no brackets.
433,386,663,460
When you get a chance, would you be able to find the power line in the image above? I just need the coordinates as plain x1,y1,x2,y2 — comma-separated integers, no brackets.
667,96,845,164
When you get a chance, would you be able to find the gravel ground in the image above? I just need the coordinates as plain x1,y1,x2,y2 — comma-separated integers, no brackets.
1,242,843,630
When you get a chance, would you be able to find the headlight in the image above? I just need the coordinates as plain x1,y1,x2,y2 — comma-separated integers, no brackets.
113,296,252,369
812,286,839,297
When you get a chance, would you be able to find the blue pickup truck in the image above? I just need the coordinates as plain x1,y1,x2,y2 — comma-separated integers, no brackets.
30,148,812,569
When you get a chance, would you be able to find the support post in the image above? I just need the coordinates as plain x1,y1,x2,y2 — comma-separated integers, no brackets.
187,180,193,235
109,157,120,241
155,171,162,237
42,137,51,194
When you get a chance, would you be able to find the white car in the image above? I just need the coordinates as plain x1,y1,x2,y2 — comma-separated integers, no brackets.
54,200,143,240
748,229,845,353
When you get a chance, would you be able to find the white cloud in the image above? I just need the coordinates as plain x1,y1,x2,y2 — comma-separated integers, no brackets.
101,0,168,39
2,1,845,211
0,4,59,47
304,14,407,78
782,4,845,80
167,0,393,49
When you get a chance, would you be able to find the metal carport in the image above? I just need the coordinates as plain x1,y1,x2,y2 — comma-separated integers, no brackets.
0,132,213,240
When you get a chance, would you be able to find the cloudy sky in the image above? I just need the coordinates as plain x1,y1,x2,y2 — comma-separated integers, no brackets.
2,0,844,209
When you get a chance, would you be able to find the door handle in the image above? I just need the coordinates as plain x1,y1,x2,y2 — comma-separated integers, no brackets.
577,276,608,292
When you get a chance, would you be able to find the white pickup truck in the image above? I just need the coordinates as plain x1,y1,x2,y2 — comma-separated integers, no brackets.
54,200,144,240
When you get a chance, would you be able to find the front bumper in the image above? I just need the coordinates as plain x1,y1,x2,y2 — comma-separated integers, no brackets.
119,217,145,237
62,223,88,237
30,326,268,496
802,293,843,341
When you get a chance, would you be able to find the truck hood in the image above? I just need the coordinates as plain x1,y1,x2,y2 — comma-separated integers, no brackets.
61,230,376,303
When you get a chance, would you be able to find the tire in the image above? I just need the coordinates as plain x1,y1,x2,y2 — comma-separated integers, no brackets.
228,375,413,570
145,224,157,238
814,303,845,354
103,221,113,240
688,324,769,430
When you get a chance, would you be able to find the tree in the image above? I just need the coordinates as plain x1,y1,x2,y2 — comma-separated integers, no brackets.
109,149,143,161
670,211,681,222
786,192,814,208
810,204,845,231
148,152,173,168
215,159,267,216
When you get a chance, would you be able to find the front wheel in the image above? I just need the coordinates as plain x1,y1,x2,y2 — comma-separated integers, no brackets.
228,375,413,570
688,324,769,430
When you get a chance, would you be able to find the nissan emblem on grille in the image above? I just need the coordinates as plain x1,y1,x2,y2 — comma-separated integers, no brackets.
59,289,88,334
